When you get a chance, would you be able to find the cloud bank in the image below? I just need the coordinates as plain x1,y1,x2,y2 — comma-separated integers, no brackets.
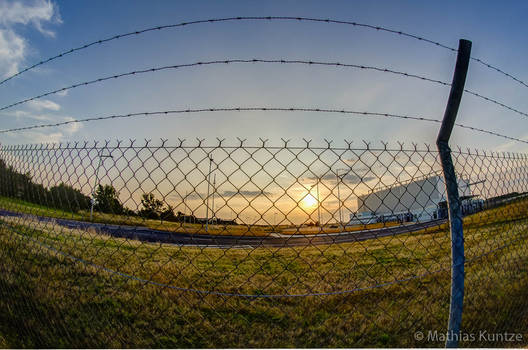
0,0,61,78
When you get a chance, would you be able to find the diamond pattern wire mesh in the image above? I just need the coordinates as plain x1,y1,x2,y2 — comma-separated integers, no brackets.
0,139,527,347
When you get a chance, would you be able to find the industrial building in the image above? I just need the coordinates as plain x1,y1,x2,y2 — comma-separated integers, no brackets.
349,173,482,225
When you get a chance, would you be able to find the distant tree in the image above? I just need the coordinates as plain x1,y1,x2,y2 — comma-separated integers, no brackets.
49,183,91,212
139,193,164,219
121,207,138,217
0,160,50,206
94,184,124,214
175,211,197,223
160,204,176,222
0,160,130,215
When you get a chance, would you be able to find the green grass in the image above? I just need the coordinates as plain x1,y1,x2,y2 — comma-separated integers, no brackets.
0,198,527,347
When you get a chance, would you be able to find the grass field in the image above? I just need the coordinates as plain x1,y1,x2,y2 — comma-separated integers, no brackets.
0,197,527,347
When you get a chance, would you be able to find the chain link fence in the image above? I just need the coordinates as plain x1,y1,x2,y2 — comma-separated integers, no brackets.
0,139,526,347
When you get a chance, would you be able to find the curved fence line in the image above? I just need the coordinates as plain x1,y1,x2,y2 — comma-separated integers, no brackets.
0,16,524,89
1,59,526,121
464,88,528,118
0,59,451,112
1,106,527,145
469,56,527,89
0,106,443,131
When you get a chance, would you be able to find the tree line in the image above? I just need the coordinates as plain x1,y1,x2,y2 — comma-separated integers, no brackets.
0,159,236,225
0,159,91,213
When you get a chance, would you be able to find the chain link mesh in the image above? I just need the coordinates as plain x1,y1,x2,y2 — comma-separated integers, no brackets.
0,139,526,347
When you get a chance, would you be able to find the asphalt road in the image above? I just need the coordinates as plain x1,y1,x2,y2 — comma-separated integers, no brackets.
0,209,446,248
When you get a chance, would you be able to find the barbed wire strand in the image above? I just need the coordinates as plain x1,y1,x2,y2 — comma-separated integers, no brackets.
0,59,526,120
1,106,526,145
0,16,525,89
463,89,528,118
0,59,450,112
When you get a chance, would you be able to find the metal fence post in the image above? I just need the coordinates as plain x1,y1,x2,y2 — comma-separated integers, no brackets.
437,39,472,348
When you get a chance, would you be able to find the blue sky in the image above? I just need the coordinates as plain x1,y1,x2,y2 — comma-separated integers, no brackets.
0,0,527,151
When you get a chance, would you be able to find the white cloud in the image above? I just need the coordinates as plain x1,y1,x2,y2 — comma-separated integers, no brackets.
6,130,63,144
27,98,61,111
0,0,61,78
30,131,63,143
495,134,528,154
62,116,81,134
56,89,68,97
0,29,25,77
12,109,54,121
3,109,81,138
0,0,60,37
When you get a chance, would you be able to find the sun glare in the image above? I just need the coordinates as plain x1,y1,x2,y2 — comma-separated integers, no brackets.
301,193,318,209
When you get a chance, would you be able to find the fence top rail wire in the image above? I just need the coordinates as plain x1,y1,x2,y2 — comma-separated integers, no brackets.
1,107,527,146
2,138,527,160
0,16,524,89
0,59,526,121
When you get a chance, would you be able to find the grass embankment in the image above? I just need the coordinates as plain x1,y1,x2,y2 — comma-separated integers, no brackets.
0,196,274,236
0,198,527,347
0,196,401,236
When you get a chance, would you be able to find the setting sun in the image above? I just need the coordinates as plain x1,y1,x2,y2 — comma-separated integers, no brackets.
301,193,318,209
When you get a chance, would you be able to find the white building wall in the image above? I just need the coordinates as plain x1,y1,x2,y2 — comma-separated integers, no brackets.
356,176,443,216
350,175,471,224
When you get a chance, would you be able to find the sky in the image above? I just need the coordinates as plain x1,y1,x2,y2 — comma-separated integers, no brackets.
0,0,526,150
0,0,527,224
